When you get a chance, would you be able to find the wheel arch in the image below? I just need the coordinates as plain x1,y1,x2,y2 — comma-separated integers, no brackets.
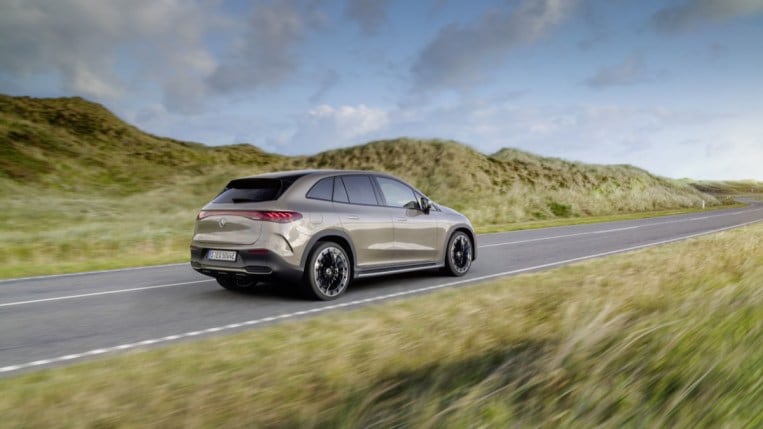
445,224,477,261
300,229,357,274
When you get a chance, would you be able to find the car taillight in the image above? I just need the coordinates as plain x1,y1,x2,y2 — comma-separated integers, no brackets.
254,211,303,222
197,210,302,223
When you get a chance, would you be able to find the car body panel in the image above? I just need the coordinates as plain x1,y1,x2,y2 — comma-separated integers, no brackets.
336,201,396,268
193,214,263,245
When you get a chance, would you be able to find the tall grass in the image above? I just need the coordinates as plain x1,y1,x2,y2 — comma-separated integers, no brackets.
0,223,760,427
690,179,763,196
0,167,261,277
0,95,738,277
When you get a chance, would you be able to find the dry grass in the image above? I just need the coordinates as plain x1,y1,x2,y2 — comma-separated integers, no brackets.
0,223,761,427
0,94,741,277
287,139,720,226
690,179,763,195
475,203,746,234
0,167,260,277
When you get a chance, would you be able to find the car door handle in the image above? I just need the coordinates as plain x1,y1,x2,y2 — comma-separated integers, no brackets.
394,217,407,222
345,215,360,220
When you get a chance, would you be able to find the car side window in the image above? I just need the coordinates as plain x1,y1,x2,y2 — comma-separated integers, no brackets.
376,177,417,209
333,177,349,203
341,175,378,205
306,177,333,201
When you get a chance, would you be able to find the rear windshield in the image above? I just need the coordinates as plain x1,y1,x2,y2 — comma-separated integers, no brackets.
212,175,303,204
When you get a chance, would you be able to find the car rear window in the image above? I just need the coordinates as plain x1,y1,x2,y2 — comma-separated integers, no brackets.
212,176,303,204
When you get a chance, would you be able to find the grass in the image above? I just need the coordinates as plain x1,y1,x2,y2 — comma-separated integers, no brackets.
689,179,763,195
475,203,746,234
0,94,752,278
287,138,722,226
0,187,741,279
1,222,761,427
0,168,253,278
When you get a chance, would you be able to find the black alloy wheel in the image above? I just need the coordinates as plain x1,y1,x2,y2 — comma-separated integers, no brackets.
445,231,473,276
305,242,351,300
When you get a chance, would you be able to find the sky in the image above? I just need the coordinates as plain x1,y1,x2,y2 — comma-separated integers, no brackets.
1,0,762,180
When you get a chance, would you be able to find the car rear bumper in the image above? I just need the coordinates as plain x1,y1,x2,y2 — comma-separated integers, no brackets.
190,246,303,281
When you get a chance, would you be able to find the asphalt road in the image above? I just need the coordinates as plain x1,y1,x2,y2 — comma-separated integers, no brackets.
2,202,762,376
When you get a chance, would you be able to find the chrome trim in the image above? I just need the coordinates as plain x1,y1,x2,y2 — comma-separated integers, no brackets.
195,265,250,274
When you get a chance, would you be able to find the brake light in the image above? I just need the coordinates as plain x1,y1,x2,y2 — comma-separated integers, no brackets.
197,210,302,223
255,211,303,222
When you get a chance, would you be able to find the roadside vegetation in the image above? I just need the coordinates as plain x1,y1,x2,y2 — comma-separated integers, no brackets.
0,94,753,278
689,179,763,196
1,222,760,427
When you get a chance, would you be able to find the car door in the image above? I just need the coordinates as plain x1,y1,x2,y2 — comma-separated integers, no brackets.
373,176,439,264
334,175,396,268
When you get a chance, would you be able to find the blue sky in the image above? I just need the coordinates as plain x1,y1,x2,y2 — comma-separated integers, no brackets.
1,0,762,180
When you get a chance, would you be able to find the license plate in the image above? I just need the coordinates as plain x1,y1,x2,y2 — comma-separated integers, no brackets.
207,250,237,262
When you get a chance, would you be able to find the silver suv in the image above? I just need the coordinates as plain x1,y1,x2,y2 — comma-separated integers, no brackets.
190,170,476,300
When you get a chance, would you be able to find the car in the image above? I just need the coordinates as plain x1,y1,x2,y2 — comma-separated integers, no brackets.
190,170,476,300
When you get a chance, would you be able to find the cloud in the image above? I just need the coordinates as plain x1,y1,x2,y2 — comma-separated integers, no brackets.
390,99,721,165
345,0,392,35
309,69,341,103
586,53,656,88
0,0,328,114
576,0,610,50
0,0,218,112
411,0,578,90
653,0,763,33
207,0,322,93
307,104,389,138
289,104,389,152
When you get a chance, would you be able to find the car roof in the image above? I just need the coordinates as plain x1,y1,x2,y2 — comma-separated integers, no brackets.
239,169,392,180
233,169,429,199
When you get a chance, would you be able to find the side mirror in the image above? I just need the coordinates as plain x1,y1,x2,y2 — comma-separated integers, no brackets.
420,197,432,214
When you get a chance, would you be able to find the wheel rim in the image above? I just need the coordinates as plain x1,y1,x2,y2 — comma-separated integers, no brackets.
450,234,472,274
313,246,349,297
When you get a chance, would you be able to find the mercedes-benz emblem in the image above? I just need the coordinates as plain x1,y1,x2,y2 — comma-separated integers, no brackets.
218,218,226,228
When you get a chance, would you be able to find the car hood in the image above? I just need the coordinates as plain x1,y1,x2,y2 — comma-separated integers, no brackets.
437,204,464,217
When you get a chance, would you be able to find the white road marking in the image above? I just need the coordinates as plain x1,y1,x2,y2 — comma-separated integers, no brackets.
0,224,649,306
0,280,212,308
1,218,759,375
478,207,763,249
0,263,188,284
2,207,759,285
479,225,642,248
476,206,761,237
1,206,761,307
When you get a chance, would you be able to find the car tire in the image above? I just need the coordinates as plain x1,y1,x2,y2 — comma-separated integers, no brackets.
216,276,258,292
444,231,473,277
304,241,351,300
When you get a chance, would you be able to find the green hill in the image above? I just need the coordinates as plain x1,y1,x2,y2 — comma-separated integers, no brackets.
284,139,716,225
689,180,763,196
0,94,283,194
0,94,725,277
